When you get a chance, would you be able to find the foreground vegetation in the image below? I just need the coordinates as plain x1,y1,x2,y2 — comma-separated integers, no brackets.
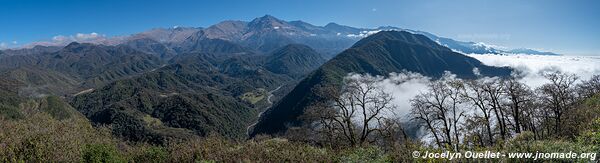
0,106,405,162
1,93,598,162
1,72,599,162
1,107,597,162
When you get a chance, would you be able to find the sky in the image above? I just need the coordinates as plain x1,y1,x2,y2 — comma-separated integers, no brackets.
1,0,599,55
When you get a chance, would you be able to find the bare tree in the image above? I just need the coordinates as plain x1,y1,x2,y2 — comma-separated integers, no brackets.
463,115,488,148
308,75,400,147
461,80,496,146
501,78,534,134
446,78,465,151
577,75,600,98
479,78,509,141
411,93,443,147
537,70,579,137
410,74,464,150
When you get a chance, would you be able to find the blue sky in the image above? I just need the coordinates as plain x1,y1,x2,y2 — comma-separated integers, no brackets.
1,0,599,55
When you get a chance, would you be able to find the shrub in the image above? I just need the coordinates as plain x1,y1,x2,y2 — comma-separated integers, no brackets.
0,104,23,119
82,144,125,163
0,105,117,162
338,147,392,162
577,118,600,152
503,132,597,162
132,146,168,163
41,96,72,120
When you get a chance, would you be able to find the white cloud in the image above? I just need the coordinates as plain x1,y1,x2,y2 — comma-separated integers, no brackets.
75,32,101,40
473,42,508,51
379,72,431,119
52,35,68,42
0,42,7,49
11,41,17,44
372,8,377,12
347,30,382,38
346,28,403,38
468,54,600,88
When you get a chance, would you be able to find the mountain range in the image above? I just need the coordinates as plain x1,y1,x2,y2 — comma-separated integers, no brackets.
1,15,522,143
5,15,558,58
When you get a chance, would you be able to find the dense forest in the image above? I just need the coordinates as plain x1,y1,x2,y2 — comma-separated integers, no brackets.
1,70,598,162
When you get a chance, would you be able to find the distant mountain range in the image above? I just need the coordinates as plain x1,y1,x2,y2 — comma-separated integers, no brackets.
0,15,522,143
0,42,164,95
3,15,558,58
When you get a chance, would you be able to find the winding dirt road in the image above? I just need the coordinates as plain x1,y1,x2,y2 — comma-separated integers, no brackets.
246,85,283,136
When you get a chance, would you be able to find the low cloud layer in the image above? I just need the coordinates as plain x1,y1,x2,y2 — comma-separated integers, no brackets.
343,54,600,143
469,54,600,88
345,54,600,119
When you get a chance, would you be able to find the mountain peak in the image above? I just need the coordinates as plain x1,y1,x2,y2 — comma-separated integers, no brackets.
248,15,287,28
352,30,448,51
323,22,361,34
324,22,340,27
208,20,248,31
259,14,278,20
65,42,81,48
62,42,100,53
253,14,282,23
324,22,352,29
288,20,312,27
